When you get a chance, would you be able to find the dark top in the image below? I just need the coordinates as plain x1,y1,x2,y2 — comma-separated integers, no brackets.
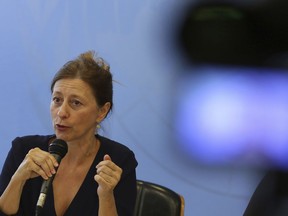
243,170,288,216
0,135,138,216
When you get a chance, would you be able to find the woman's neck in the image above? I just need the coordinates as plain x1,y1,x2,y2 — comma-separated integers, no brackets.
64,137,100,165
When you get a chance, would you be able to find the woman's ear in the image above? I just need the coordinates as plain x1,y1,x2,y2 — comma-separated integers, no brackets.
96,102,111,123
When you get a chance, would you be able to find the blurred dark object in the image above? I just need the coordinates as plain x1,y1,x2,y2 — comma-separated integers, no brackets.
177,0,288,69
244,169,288,216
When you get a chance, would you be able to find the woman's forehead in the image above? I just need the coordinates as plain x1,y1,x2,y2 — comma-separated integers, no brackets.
53,79,93,96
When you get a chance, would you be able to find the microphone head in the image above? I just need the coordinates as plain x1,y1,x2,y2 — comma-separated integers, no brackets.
48,139,68,159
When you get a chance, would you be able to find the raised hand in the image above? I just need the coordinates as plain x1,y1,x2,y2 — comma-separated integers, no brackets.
94,154,122,197
15,147,58,181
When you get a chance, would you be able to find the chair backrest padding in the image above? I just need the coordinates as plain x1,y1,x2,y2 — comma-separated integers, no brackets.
134,180,184,216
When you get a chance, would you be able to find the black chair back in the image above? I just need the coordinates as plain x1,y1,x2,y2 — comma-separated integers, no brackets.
134,180,185,216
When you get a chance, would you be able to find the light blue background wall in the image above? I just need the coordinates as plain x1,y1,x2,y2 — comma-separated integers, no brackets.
0,1,265,215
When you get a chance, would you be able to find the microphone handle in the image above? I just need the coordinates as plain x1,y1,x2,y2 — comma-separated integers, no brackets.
35,154,61,216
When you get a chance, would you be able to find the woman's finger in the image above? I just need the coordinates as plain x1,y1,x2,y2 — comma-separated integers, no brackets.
24,148,58,179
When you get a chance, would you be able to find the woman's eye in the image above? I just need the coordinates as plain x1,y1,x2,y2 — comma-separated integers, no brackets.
71,100,82,106
52,97,61,103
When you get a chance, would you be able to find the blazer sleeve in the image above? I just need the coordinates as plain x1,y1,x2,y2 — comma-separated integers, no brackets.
114,149,138,216
0,137,28,215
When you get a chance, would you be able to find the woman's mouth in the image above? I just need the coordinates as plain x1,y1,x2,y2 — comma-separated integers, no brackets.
56,124,69,130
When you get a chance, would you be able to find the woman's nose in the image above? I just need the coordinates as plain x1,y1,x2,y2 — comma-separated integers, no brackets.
57,103,69,118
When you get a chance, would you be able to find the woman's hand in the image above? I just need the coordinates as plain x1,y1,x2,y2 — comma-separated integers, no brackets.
0,148,58,215
15,147,59,181
94,154,122,198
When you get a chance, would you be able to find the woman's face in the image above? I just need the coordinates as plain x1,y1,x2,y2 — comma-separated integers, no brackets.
50,78,107,143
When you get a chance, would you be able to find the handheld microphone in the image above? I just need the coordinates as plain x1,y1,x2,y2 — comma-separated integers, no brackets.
35,139,68,216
